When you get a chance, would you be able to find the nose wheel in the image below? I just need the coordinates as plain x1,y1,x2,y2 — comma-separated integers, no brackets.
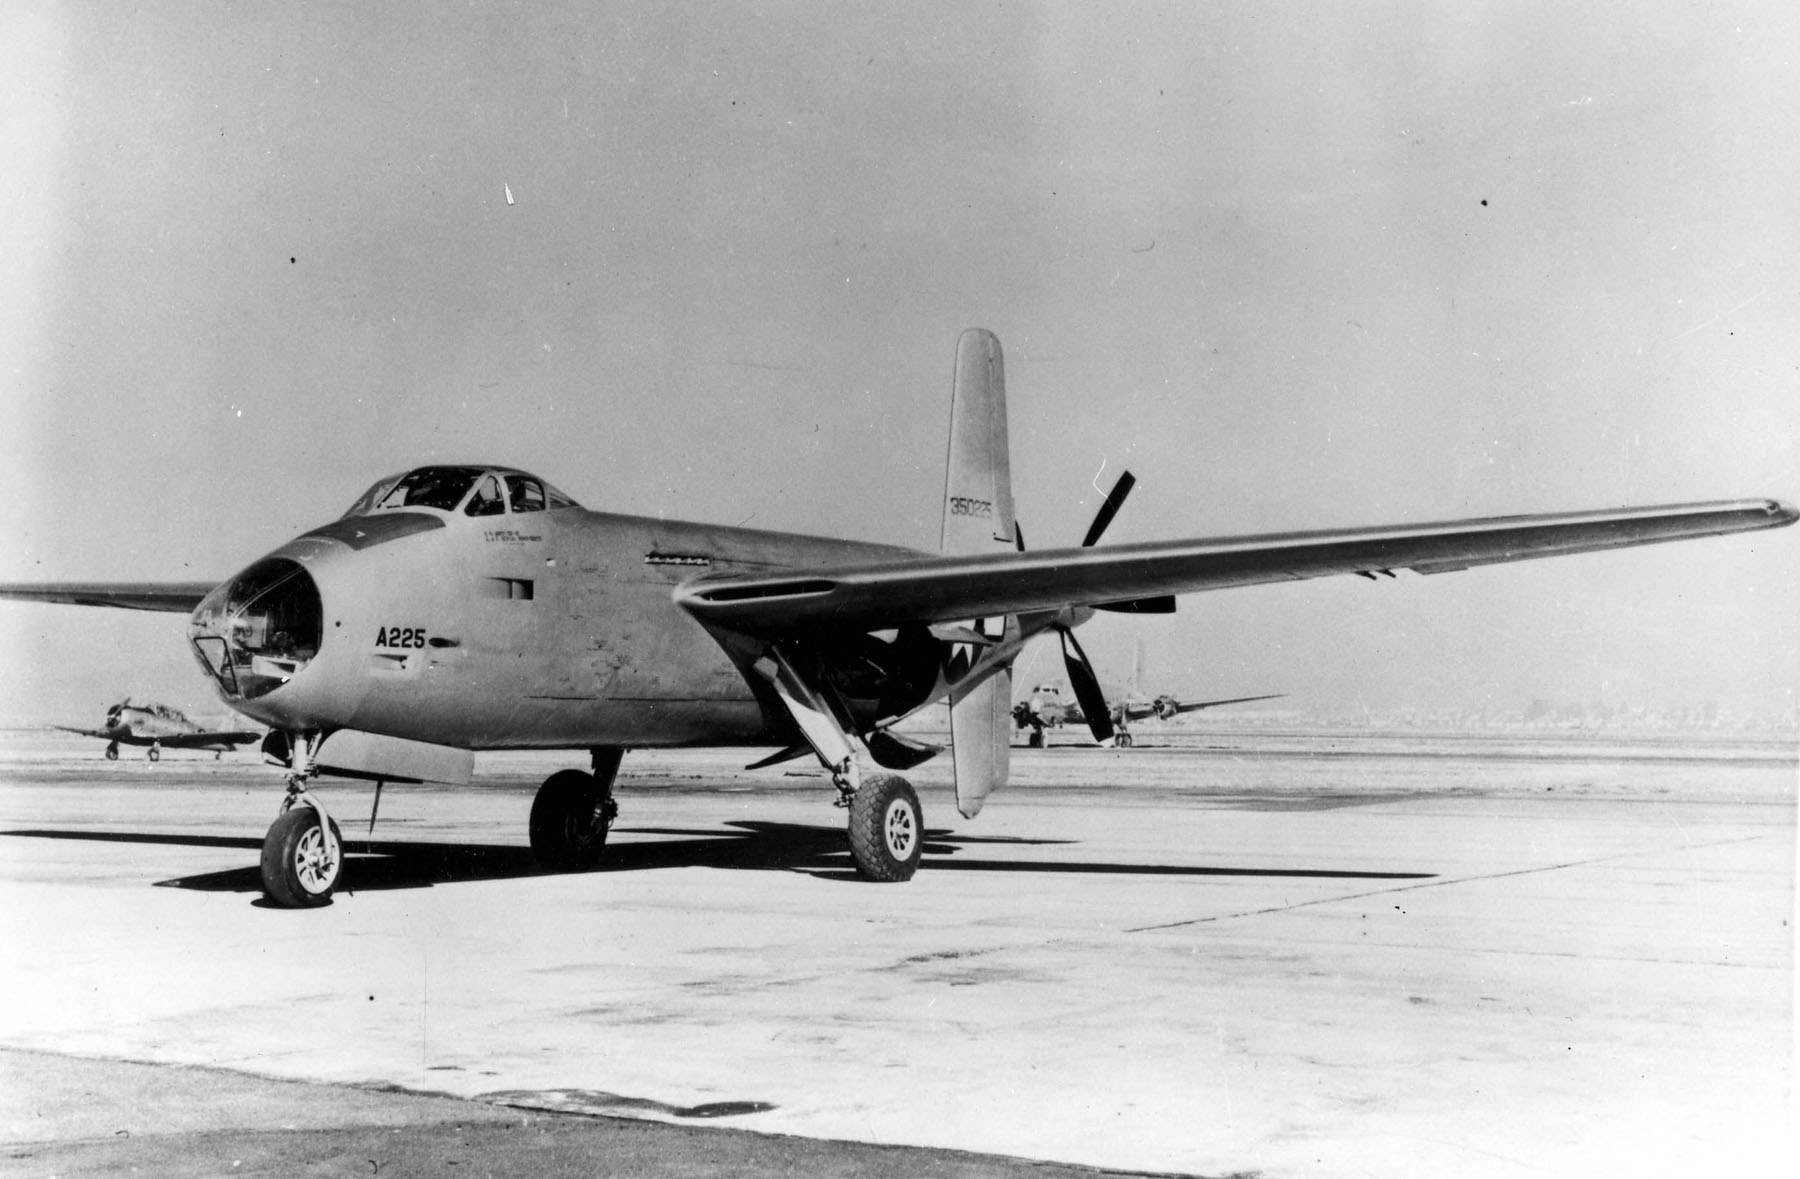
260,803,343,908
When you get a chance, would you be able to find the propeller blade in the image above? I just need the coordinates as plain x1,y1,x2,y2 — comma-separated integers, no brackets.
1057,628,1115,744
1080,470,1136,547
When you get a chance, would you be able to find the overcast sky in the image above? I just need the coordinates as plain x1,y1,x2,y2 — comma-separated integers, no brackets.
2,1,1795,727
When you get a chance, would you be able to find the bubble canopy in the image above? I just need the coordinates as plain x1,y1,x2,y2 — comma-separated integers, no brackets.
341,466,581,518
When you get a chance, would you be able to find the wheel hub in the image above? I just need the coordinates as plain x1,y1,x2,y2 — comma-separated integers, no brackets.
294,826,338,894
883,798,916,859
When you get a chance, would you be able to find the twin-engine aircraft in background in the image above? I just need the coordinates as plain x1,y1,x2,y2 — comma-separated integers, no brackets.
53,699,261,761
1,328,1793,907
1010,673,1283,747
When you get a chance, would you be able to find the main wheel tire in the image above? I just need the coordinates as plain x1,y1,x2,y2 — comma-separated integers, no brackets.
1116,731,1133,748
847,774,923,882
529,769,609,870
260,806,343,908
104,743,118,761
148,745,160,762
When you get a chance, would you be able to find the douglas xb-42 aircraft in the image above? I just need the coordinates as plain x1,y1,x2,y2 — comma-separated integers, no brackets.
54,699,261,761
1,329,1792,907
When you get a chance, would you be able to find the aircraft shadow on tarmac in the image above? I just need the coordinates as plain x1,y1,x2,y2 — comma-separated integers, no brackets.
2,824,1434,897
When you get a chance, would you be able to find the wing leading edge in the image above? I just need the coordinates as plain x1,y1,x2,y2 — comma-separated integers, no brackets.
676,498,1796,637
153,730,263,748
0,583,216,612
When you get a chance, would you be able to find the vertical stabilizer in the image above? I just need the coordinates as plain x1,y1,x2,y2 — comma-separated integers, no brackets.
940,328,1017,556
943,328,1016,816
951,672,1011,818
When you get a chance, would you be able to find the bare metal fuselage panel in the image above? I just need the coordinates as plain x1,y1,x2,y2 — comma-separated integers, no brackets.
187,503,933,751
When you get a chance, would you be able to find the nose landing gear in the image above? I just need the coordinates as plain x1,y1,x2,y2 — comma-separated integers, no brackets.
260,802,343,909
257,732,343,908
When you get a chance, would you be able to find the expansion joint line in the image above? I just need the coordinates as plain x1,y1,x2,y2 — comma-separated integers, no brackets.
1123,833,1768,934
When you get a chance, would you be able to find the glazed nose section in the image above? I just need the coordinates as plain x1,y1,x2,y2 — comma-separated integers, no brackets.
188,558,324,700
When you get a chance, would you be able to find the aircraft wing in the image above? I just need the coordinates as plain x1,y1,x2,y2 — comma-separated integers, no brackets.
1122,693,1287,721
155,730,263,749
0,583,215,612
50,725,116,741
676,498,1796,637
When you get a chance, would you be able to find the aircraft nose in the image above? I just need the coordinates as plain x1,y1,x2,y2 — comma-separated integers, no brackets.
188,558,324,701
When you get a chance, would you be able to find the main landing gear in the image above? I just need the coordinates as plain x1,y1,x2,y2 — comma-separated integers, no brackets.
529,748,622,870
845,774,923,881
752,645,928,882
104,741,119,761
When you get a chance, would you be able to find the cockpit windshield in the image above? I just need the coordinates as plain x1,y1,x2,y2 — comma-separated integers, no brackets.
341,467,581,518
375,466,486,512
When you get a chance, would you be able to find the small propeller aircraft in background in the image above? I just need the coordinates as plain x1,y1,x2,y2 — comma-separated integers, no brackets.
52,699,261,762
1,328,1793,907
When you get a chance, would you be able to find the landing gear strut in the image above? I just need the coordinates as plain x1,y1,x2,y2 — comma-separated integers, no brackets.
529,747,622,870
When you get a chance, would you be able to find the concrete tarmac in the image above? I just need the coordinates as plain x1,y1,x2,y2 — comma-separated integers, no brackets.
0,727,1793,1177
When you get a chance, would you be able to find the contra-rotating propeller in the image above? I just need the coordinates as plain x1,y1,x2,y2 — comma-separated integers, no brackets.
1048,470,1140,745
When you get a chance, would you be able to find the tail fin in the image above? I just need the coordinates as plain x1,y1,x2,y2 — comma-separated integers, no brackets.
942,328,1016,817
940,328,1017,556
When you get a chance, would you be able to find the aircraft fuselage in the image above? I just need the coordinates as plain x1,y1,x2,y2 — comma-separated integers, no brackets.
187,495,1028,752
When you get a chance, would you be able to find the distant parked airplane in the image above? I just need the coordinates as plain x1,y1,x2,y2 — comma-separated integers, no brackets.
54,699,261,761
1108,639,1284,745
1011,674,1280,748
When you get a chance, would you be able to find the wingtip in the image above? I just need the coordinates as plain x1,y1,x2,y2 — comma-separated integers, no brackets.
1767,499,1799,526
